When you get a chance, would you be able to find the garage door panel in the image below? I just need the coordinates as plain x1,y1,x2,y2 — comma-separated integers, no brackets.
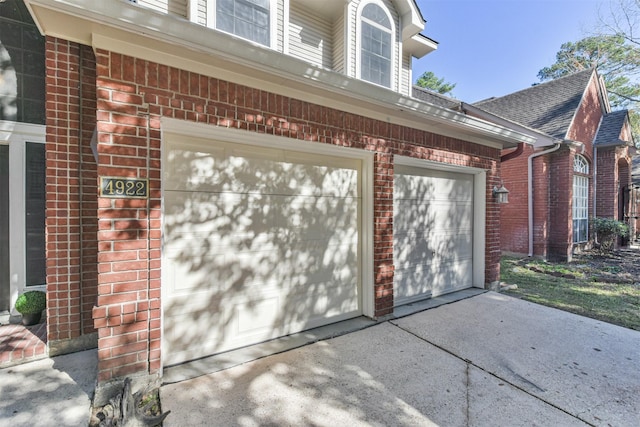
281,195,359,238
395,166,473,200
393,200,472,232
394,166,474,305
394,231,473,268
165,140,360,197
164,191,279,239
163,137,362,366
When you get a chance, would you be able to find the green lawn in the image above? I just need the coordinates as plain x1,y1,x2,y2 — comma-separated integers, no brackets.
500,257,640,331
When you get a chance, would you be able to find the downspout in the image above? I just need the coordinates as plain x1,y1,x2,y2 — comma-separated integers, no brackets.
501,142,524,162
528,144,562,256
593,146,598,244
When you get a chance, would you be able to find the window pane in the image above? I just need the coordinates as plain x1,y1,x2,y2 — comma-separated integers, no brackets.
362,4,391,29
0,0,45,124
572,175,589,243
25,142,46,286
217,0,270,46
361,21,391,87
0,145,9,310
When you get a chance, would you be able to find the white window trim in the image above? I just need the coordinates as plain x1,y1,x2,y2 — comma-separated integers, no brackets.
206,0,278,49
573,155,590,243
355,0,396,90
0,121,46,319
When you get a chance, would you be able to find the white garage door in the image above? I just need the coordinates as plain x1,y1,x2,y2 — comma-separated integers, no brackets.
162,135,362,366
393,165,474,306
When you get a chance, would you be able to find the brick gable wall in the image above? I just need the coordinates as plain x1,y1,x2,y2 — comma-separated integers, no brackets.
46,40,503,383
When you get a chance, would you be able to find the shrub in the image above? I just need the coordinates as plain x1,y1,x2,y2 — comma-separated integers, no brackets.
592,217,629,252
15,290,46,314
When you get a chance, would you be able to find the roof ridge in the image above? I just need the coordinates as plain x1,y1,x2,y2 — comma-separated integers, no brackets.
475,68,594,105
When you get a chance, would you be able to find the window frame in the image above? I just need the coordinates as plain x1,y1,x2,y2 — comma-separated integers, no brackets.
572,155,590,243
0,121,46,319
356,1,396,89
206,0,277,49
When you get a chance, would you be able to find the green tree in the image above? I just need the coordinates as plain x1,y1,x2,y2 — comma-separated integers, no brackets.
415,71,456,96
537,35,640,107
538,0,640,141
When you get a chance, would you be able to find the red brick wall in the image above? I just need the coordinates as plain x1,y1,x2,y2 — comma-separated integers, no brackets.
48,44,502,382
45,38,98,346
567,75,602,153
79,45,99,336
548,147,573,261
596,147,616,218
500,144,554,258
619,157,630,221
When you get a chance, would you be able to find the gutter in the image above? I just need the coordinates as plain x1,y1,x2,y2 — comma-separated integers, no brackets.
25,0,528,149
528,143,562,257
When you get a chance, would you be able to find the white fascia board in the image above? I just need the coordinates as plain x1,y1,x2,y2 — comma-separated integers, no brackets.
25,0,527,149
404,34,437,59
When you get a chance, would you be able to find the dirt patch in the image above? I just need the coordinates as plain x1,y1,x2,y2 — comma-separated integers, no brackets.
571,248,640,285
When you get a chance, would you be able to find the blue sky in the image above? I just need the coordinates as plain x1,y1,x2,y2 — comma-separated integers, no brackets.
413,0,605,102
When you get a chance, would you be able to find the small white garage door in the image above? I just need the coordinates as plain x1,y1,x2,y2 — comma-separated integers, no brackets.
393,165,474,306
162,135,362,366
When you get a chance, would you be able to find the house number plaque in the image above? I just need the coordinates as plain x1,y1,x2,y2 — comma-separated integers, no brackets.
100,177,148,199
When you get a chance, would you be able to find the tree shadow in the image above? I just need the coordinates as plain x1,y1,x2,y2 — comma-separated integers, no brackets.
162,322,464,426
393,166,474,306
161,136,361,366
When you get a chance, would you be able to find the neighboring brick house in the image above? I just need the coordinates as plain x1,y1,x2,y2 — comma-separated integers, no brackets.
631,156,640,242
473,69,635,261
2,0,530,396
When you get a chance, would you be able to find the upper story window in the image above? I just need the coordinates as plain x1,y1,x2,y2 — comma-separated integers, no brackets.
0,0,45,124
359,3,393,88
215,0,270,46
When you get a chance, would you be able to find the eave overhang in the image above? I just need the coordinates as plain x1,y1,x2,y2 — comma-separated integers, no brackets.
25,0,530,150
462,103,557,149
405,34,438,59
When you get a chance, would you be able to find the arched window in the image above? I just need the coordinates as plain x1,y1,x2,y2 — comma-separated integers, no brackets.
573,155,589,243
359,3,392,88
215,0,271,46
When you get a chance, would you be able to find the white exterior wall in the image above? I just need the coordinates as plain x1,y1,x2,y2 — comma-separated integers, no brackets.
195,0,207,25
289,3,333,69
136,0,188,17
276,0,285,52
332,11,346,73
132,0,411,93
400,51,412,96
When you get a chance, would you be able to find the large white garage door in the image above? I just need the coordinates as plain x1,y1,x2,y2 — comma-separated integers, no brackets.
393,165,474,306
162,136,362,366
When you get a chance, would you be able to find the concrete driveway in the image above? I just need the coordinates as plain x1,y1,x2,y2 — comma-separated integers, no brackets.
160,292,640,426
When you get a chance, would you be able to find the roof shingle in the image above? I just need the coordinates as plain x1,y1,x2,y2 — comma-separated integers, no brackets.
474,69,594,140
594,110,629,145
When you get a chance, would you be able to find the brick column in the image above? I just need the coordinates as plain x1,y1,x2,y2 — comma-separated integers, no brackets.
373,152,394,316
92,50,162,383
44,38,81,352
